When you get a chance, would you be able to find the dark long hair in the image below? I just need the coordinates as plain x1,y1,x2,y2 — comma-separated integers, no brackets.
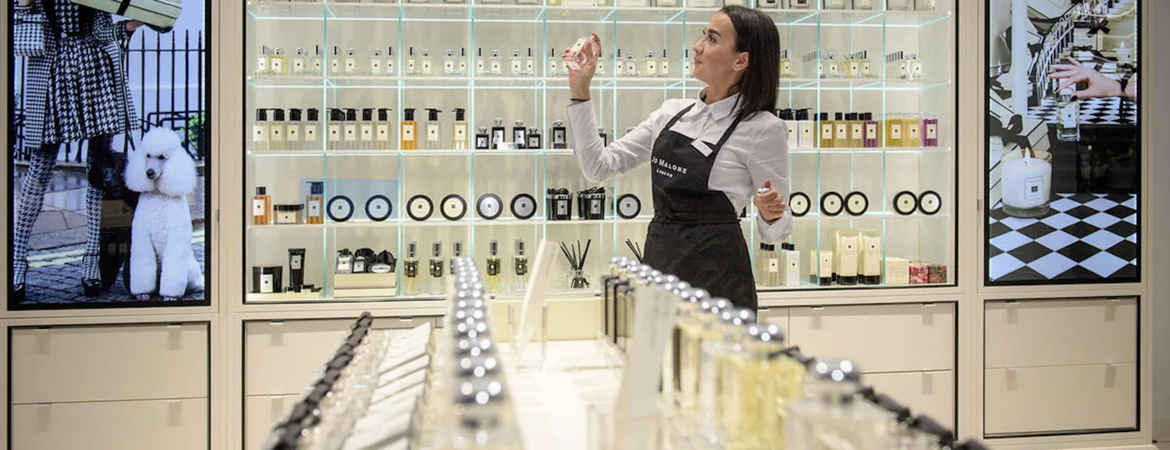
721,5,780,122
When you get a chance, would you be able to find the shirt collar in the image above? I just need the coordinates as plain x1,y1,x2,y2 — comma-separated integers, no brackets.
696,87,742,120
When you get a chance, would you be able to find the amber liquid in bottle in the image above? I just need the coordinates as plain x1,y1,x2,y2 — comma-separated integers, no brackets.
252,187,272,226
818,113,833,149
305,181,324,224
486,239,501,293
401,108,418,150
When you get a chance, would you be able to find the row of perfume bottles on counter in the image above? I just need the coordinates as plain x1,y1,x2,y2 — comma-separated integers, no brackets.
600,260,975,449
272,0,938,10
780,110,941,149
255,44,693,78
791,49,926,80
252,107,571,151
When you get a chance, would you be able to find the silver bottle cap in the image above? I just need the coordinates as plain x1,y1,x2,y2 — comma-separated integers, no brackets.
811,358,861,383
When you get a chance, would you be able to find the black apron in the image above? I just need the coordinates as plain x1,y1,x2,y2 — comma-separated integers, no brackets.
642,104,758,311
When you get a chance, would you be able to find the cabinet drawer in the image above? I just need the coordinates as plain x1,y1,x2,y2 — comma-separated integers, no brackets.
986,298,1137,368
12,398,208,450
985,364,1137,436
863,371,955,430
245,394,303,450
757,307,789,332
788,303,954,373
11,324,209,404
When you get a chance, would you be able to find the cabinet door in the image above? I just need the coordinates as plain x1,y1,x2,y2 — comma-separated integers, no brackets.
245,394,304,450
12,399,208,450
985,298,1137,368
985,364,1137,436
863,371,955,430
788,303,954,373
11,324,209,404
757,307,789,332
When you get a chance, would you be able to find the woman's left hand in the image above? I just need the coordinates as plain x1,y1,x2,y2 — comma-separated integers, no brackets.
754,179,786,222
126,20,145,34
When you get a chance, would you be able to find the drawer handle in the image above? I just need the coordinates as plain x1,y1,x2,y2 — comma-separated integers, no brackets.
399,317,414,322
270,321,285,326
1005,368,1018,391
36,404,51,432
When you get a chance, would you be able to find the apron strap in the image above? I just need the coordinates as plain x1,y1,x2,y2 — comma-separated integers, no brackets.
661,104,695,134
712,113,745,151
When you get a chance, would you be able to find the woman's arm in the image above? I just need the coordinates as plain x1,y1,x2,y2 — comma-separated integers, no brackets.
749,121,793,244
565,100,670,183
91,12,134,46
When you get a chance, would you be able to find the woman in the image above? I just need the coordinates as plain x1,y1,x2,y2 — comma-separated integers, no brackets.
13,0,143,301
564,6,790,311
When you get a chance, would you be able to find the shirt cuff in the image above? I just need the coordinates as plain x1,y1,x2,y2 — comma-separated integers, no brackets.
756,211,793,245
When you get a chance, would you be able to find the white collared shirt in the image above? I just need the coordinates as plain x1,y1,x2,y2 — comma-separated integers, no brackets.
566,89,792,244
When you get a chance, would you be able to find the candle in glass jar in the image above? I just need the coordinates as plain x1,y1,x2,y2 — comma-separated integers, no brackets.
1001,151,1052,216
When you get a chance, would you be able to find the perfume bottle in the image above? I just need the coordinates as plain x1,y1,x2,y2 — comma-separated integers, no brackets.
401,108,418,150
255,45,270,76
429,241,444,295
885,112,904,147
859,50,872,78
360,108,376,150
684,49,693,77
306,181,324,225
796,109,814,150
548,48,560,77
779,49,793,78
370,48,384,76
475,127,490,150
458,48,468,76
780,109,798,150
490,49,503,76
330,46,342,76
376,108,393,150
452,108,469,150
385,47,395,76
642,50,657,78
727,324,805,448
824,0,845,9
846,53,862,79
863,112,880,148
420,49,433,76
343,108,359,150
253,108,269,151
310,44,324,75
833,112,848,148
513,120,527,149
286,108,302,151
491,118,506,149
526,127,542,150
1057,88,1079,141
596,50,605,76
905,112,922,148
403,242,420,296
425,108,442,149
786,359,895,450
758,243,780,287
344,48,359,76
614,49,625,77
510,49,524,77
327,108,344,150
291,47,307,76
486,239,501,293
450,241,463,279
406,47,417,76
819,112,833,149
252,187,272,225
826,52,841,78
624,52,638,77
513,240,528,291
697,306,754,446
854,0,873,9
782,243,801,287
476,48,486,76
443,49,456,76
657,49,669,78
887,0,910,10
551,120,567,149
908,53,923,79
525,48,535,76
847,112,863,148
268,108,286,151
922,112,939,147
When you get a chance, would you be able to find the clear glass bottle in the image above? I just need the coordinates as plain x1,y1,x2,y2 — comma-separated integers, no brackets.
344,48,359,76
291,47,307,76
425,108,443,149
458,48,469,76
826,52,841,78
679,298,725,423
550,120,568,149
429,241,444,295
370,48,383,76
476,48,486,77
360,108,376,150
266,109,284,150
525,48,536,76
726,324,805,449
642,50,657,78
490,49,503,76
253,108,269,151
376,108,393,151
401,108,418,150
452,108,469,150
491,118,506,149
863,112,880,148
286,108,303,151
624,52,638,77
255,45,270,76
384,46,395,76
614,49,625,77
908,52,923,80
1057,88,1080,141
310,44,324,76
513,240,528,291
509,48,523,77
420,49,433,76
443,48,456,76
548,48,560,77
403,242,420,296
698,307,755,446
905,112,922,148
779,49,793,78
684,49,693,77
406,47,417,76
786,359,896,450
658,49,670,78
758,243,780,287
513,120,527,149
886,112,904,148
486,240,502,293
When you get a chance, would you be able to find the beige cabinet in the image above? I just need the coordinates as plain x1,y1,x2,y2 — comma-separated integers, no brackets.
863,371,955,430
788,303,955,373
984,363,1137,436
245,394,304,450
985,298,1137,368
756,307,789,332
10,323,209,404
11,398,208,450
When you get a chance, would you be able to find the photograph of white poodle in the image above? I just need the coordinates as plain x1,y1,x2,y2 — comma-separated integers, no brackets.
125,128,205,301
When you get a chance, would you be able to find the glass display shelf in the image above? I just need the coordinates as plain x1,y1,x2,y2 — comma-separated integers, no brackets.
246,146,949,157
246,216,659,230
247,75,952,91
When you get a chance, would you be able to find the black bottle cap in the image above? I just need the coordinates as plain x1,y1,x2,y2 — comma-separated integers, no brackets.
272,108,285,122
408,241,417,258
795,109,809,120
409,46,414,56
256,186,267,195
256,109,268,122
329,108,343,122
310,181,323,195
346,109,357,121
387,46,393,56
307,108,319,121
490,239,498,256
527,48,532,57
846,112,858,121
404,108,416,121
478,47,482,56
760,243,776,251
427,108,441,121
835,112,844,120
432,241,442,258
289,108,303,121
779,109,794,120
461,48,466,56
362,108,374,121
378,108,392,121
862,112,872,121
455,108,466,121
819,112,828,121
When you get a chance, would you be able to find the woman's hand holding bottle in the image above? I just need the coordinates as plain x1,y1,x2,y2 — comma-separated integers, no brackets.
564,32,601,103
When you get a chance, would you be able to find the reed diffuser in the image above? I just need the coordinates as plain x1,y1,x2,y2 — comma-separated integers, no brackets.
560,240,592,289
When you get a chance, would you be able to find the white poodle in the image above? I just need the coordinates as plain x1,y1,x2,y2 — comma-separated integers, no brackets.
125,128,204,301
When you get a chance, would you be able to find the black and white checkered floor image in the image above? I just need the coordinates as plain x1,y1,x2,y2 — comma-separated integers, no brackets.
1027,97,1138,126
989,193,1137,282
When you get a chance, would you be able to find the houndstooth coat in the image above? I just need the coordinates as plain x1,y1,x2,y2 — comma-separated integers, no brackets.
18,0,138,150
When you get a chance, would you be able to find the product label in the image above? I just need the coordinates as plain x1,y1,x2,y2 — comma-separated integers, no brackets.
800,124,813,142
308,200,321,217
476,136,489,148
659,61,668,75
407,60,416,74
370,59,382,75
459,61,468,74
912,63,923,76
313,60,323,72
549,61,558,74
890,124,902,140
421,60,432,75
331,60,341,75
514,130,525,145
445,60,455,75
257,58,267,74
861,61,871,76
293,59,305,73
492,130,505,146
260,274,274,293
477,61,486,75
625,61,637,75
1061,104,1078,128
646,61,657,75
270,125,283,142
926,124,938,140
615,63,624,76
455,126,467,142
554,130,566,144
252,200,265,217
528,136,540,148
490,61,502,75
1024,175,1046,203
781,60,791,75
851,124,863,139
768,258,779,273
786,122,798,146
287,126,300,142
849,62,860,75
305,127,318,142
836,124,848,139
361,125,374,142
377,125,391,142
591,201,601,215
828,63,839,76
557,201,568,215
511,60,522,74
822,124,833,140
385,61,395,75
329,125,342,142
291,255,303,270
908,123,921,140
427,125,440,142
403,125,415,142
253,125,265,143
345,59,357,75
345,124,358,142
866,123,878,139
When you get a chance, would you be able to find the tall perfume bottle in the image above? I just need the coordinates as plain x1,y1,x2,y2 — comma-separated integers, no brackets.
327,108,344,150
908,53,923,79
922,112,939,147
727,324,805,448
344,48,359,76
406,47,417,76
797,109,814,150
490,49,503,76
360,108,376,150
329,46,342,76
826,52,841,78
401,108,418,150
475,127,490,150
306,181,324,225
1057,88,1079,141
525,48,536,76
452,108,469,150
268,108,286,151
343,108,359,150
286,108,302,151
252,187,272,225
510,49,524,77
780,49,794,78
476,48,486,76
450,241,463,279
596,49,605,76
255,45,270,76
253,108,269,151
624,52,638,77
642,50,657,78
551,120,568,149
370,48,384,76
458,48,468,76
310,44,324,75
429,241,444,295
376,108,393,150
863,113,880,148
425,108,442,149
758,243,780,287
486,239,501,293
786,359,895,450
658,49,669,78
614,49,625,77
384,47,395,76
782,243,801,287
548,48,560,76
513,120,527,149
684,49,693,77
513,240,528,291
780,109,798,150
420,49,433,76
403,242,420,296
305,108,321,150
443,49,456,76
847,112,863,148
491,118,506,149
885,112,904,147
291,47,307,75
833,112,848,148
